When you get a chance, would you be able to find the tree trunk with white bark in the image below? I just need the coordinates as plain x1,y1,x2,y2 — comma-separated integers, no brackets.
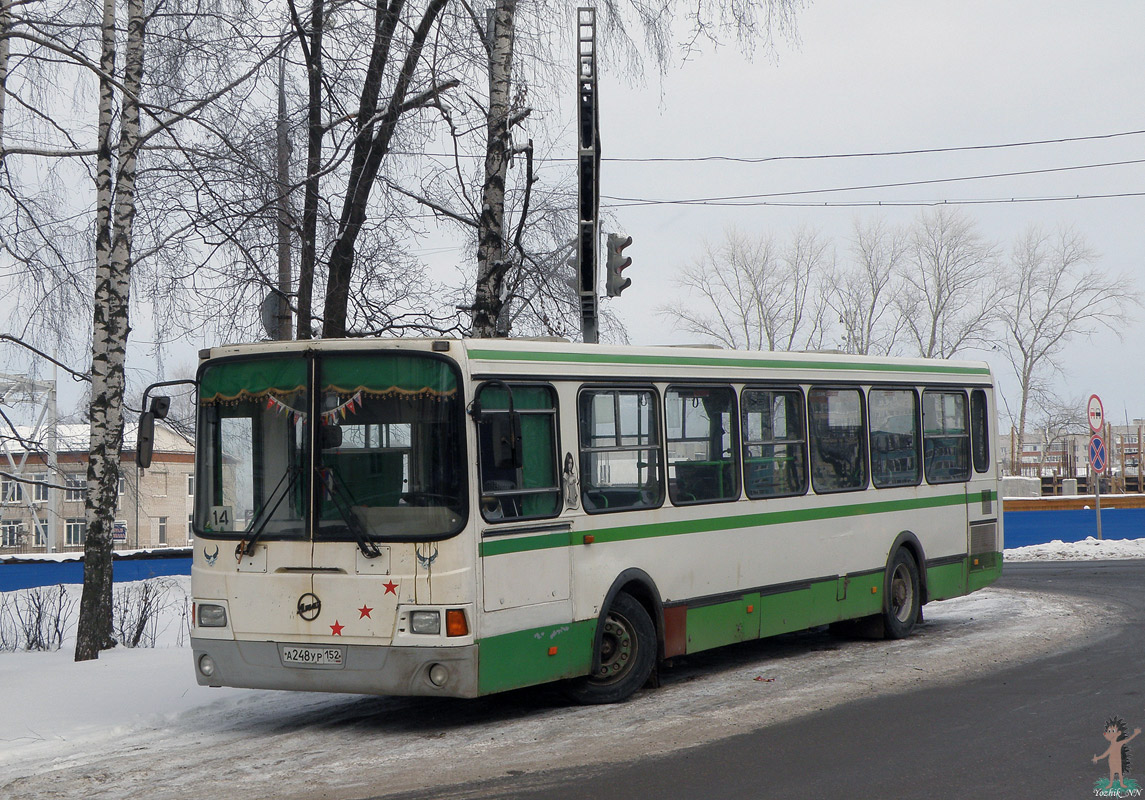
76,0,144,663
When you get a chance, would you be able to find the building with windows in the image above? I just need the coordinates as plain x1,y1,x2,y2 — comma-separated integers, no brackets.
998,421,1145,494
0,422,193,554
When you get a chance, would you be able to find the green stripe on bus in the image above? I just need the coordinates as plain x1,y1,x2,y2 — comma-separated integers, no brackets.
466,348,992,376
479,491,996,558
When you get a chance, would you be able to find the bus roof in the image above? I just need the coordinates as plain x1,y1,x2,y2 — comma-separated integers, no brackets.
201,338,994,385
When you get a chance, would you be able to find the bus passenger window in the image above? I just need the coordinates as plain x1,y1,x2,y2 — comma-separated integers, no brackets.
741,389,807,498
923,390,970,483
666,386,738,505
578,389,663,513
869,388,920,488
476,384,561,521
808,388,867,493
971,390,990,473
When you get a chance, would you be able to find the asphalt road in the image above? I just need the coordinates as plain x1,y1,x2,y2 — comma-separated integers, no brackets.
388,560,1145,800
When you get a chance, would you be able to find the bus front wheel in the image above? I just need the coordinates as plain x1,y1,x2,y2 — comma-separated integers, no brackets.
883,548,921,639
566,591,656,704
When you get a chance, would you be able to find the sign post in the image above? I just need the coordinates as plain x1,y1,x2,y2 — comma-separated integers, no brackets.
1088,394,1105,540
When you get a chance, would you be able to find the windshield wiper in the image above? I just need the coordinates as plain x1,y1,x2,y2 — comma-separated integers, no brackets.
321,468,383,559
235,466,299,560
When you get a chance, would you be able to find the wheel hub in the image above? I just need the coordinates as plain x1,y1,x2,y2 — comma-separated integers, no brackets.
596,614,634,680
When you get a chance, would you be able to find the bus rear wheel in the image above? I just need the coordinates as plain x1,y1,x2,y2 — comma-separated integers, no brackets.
883,548,921,639
566,591,656,704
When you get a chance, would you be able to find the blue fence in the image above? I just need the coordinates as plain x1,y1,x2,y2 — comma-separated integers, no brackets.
1002,508,1145,549
0,549,192,593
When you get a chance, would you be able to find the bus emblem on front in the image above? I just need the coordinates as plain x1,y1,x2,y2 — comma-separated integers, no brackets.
297,593,322,621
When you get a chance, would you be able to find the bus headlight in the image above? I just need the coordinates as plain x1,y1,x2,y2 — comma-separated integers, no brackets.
198,653,217,677
197,603,228,628
410,610,441,635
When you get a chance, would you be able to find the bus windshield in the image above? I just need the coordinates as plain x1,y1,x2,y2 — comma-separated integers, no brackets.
316,353,465,541
195,352,466,543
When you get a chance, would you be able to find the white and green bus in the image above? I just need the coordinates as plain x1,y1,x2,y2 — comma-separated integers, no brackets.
169,337,1002,703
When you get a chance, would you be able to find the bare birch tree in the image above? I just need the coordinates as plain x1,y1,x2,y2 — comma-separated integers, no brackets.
899,207,998,358
825,218,908,355
660,228,778,349
660,226,827,351
994,225,1138,447
464,0,806,338
74,0,146,661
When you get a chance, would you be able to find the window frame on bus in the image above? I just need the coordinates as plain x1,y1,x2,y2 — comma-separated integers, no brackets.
922,388,972,485
664,384,741,506
474,381,563,524
867,385,922,489
740,385,809,500
807,385,870,495
577,385,665,514
970,388,991,474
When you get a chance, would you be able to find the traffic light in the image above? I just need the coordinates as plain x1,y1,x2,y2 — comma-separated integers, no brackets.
605,233,632,297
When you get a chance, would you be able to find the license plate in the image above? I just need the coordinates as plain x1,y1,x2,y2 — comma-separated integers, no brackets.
281,645,345,668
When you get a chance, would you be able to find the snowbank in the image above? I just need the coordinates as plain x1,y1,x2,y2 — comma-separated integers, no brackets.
1003,535,1145,562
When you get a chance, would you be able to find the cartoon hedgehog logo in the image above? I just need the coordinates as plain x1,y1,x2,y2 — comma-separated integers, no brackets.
1093,715,1141,793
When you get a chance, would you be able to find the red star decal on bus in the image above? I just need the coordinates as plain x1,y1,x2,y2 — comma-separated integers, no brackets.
358,605,372,619
382,580,398,595
330,620,344,636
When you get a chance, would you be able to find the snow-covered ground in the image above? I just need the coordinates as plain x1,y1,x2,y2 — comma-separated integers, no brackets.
0,540,1138,799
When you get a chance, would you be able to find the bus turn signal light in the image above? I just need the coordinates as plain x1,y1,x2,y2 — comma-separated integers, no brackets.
446,609,468,637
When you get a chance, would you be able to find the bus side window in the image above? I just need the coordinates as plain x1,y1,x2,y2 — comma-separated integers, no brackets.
868,388,921,488
923,390,970,484
578,388,663,513
741,388,807,498
666,386,738,505
476,384,561,521
808,387,868,493
970,389,990,473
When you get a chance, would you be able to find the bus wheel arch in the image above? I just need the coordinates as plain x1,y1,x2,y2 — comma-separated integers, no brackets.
565,569,662,704
888,530,928,605
883,535,924,639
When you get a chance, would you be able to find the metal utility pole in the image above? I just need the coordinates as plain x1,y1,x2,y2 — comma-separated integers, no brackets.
274,49,294,341
576,7,599,344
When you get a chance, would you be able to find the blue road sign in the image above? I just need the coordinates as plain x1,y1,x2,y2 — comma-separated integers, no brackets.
1089,435,1107,473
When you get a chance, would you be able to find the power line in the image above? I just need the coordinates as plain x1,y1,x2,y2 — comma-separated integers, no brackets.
601,158,1145,206
394,127,1145,165
602,191,1145,209
602,129,1145,164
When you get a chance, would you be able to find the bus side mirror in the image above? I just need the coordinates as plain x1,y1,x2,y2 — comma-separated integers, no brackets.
136,395,171,470
137,411,156,469
489,412,523,470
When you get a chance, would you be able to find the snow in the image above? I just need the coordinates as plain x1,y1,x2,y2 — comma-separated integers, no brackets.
1,546,191,564
1003,535,1145,562
0,541,1138,799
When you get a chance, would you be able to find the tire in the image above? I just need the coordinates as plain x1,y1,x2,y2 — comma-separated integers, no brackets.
883,548,921,639
565,591,657,704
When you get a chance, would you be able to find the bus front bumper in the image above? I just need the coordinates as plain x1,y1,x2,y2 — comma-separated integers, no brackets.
191,637,480,698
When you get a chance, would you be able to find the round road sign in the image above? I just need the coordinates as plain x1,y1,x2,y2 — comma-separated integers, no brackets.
1089,434,1107,473
1088,394,1104,433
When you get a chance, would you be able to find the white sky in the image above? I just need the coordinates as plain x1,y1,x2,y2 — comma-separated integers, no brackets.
593,1,1145,423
